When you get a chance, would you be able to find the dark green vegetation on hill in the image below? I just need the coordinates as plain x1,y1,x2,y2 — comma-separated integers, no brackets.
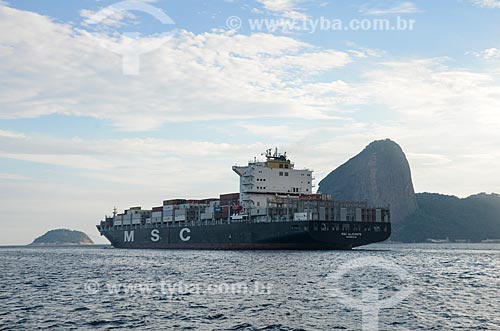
393,193,500,242
30,229,94,245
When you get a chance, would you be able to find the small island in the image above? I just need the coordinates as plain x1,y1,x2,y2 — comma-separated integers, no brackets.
30,229,94,246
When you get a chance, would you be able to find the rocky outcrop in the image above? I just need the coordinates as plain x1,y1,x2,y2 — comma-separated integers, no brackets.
30,229,94,246
318,139,417,223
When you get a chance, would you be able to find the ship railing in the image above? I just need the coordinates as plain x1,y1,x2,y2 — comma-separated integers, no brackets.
101,215,390,230
102,220,390,237
247,160,265,165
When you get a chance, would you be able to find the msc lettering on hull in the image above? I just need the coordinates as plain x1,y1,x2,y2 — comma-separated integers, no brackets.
180,228,191,241
124,230,134,242
151,229,160,242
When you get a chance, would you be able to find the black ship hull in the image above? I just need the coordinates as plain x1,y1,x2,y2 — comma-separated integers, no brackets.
98,221,390,250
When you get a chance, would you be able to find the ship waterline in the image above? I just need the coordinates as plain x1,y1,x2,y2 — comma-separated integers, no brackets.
97,149,391,250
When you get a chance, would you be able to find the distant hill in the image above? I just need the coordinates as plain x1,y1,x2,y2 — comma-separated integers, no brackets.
318,139,418,223
30,229,94,246
393,193,500,242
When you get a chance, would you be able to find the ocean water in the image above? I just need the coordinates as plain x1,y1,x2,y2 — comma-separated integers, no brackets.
0,244,499,330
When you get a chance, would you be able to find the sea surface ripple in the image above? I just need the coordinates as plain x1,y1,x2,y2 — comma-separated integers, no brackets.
0,243,499,330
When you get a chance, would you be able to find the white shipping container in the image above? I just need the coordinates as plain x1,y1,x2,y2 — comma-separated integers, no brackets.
340,208,347,222
319,207,326,220
145,218,152,224
175,215,186,221
114,220,122,226
123,219,131,225
251,208,267,216
132,219,141,225
356,208,362,222
200,212,213,220
163,216,173,222
293,212,309,221
152,211,162,218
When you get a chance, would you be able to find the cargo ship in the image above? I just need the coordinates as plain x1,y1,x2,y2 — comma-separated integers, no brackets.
97,149,391,249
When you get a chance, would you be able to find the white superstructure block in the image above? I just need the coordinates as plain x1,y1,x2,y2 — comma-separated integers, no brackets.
232,152,313,208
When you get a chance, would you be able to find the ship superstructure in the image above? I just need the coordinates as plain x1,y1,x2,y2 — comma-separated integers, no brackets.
233,148,313,211
97,149,391,249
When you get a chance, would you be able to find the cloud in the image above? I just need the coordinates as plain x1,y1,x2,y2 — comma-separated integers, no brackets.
79,1,167,28
0,173,31,181
237,122,317,141
361,58,500,119
255,0,309,19
469,47,500,59
267,50,351,72
347,48,384,58
0,134,265,187
359,1,422,15
256,0,298,12
0,129,25,139
0,5,352,131
80,8,138,28
1,6,499,175
470,0,500,8
251,7,264,14
341,57,500,190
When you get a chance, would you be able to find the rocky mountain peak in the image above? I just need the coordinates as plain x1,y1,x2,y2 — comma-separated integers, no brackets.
318,139,418,223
